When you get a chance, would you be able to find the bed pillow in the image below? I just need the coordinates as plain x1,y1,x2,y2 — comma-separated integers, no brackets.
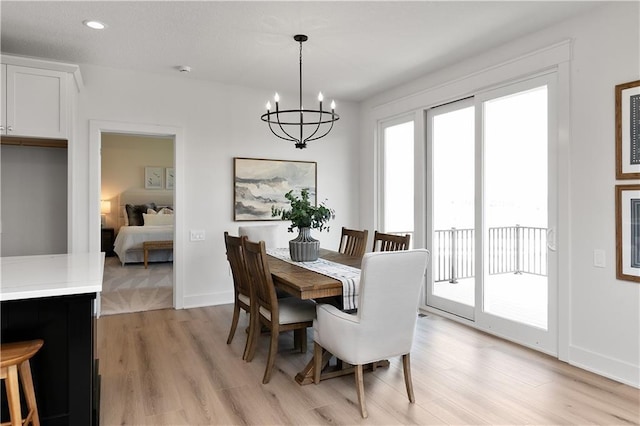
156,207,174,215
125,203,157,226
122,207,129,226
142,213,173,226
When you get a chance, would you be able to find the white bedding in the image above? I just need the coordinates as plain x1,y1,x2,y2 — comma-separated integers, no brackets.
113,225,174,265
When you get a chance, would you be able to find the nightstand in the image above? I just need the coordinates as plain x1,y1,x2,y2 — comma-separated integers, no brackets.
101,228,115,257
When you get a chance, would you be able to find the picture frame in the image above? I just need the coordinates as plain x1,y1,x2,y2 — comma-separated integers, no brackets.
616,184,640,282
165,167,175,190
615,80,640,179
144,166,163,189
234,157,317,221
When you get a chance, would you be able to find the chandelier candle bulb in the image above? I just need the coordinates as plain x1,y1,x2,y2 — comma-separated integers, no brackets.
318,92,324,102
274,93,280,103
331,100,336,111
266,101,271,111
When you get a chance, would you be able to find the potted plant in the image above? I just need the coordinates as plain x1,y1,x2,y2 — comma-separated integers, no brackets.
272,188,334,261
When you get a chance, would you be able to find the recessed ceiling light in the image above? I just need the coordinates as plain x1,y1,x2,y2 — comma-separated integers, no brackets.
83,20,106,30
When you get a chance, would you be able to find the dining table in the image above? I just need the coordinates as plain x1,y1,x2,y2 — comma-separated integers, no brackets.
266,248,389,385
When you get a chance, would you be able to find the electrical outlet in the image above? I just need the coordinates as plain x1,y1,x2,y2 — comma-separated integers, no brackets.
190,230,206,241
593,249,605,268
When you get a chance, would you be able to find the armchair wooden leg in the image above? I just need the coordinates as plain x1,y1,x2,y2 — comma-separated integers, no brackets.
313,342,323,384
402,353,415,403
354,364,368,418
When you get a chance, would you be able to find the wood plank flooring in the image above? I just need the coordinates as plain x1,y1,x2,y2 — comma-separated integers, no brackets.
97,305,640,425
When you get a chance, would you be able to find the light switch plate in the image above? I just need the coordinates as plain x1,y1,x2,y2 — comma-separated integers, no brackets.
593,249,605,268
190,230,206,241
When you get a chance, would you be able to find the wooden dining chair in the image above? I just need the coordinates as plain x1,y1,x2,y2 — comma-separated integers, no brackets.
223,232,253,360
372,230,411,252
338,227,369,257
242,238,316,384
313,249,429,418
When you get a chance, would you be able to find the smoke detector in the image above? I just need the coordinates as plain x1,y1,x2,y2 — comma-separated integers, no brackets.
177,65,191,73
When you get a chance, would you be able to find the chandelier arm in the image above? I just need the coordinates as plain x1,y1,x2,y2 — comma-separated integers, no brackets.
305,117,336,143
268,120,298,142
304,108,324,141
274,110,301,143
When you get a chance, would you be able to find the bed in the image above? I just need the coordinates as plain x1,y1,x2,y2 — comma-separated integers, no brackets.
112,190,174,266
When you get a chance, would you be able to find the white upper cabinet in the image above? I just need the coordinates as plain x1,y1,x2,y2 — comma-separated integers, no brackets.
1,56,82,140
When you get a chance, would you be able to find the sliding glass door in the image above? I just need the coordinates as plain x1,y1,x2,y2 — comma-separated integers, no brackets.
426,74,558,354
426,99,475,320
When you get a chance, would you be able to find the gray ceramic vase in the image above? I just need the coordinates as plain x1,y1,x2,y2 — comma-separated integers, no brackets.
289,227,319,261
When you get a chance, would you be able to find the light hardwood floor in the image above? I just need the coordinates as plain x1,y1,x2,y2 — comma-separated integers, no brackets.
97,305,640,425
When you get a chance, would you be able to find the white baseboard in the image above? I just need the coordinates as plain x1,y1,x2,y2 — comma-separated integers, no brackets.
569,344,640,388
182,291,233,309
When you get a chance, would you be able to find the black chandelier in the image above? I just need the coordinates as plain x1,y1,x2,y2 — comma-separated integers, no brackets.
261,34,340,149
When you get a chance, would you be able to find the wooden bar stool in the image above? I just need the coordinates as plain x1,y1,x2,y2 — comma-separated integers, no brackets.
1,339,43,426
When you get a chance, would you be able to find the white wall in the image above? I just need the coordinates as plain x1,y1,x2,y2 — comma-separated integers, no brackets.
75,64,360,308
359,2,639,386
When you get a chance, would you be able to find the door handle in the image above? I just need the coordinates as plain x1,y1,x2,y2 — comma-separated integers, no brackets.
546,228,557,252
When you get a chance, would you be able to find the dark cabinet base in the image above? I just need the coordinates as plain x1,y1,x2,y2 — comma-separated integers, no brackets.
1,293,98,426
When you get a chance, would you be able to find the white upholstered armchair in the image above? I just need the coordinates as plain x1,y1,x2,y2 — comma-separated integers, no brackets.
312,249,429,418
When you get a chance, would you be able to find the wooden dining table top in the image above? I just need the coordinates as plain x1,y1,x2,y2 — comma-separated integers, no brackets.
266,248,362,300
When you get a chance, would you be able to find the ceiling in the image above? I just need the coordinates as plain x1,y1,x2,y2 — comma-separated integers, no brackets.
1,1,603,102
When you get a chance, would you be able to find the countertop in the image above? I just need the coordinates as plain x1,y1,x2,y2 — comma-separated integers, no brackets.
0,252,104,301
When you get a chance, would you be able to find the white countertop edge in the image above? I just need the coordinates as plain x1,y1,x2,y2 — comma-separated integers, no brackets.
1,285,101,302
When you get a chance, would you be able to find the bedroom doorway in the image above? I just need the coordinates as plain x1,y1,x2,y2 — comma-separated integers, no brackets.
100,134,174,315
89,120,184,316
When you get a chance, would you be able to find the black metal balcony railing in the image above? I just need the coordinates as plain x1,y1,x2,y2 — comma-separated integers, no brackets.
433,225,548,283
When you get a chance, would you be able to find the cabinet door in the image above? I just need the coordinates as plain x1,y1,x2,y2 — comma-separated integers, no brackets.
5,65,68,139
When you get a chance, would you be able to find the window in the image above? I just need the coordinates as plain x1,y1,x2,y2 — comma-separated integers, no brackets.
381,120,414,241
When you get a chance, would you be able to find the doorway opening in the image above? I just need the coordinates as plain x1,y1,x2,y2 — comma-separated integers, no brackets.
89,120,184,316
100,133,174,315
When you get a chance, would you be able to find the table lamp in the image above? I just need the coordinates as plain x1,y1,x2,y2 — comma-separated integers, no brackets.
100,200,111,227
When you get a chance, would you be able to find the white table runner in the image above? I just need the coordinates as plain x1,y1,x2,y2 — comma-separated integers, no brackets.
267,248,361,310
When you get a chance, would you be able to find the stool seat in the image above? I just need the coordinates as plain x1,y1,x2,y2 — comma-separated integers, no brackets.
1,340,44,369
1,339,43,426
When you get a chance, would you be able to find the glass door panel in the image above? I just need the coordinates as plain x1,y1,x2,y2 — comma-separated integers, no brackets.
482,86,549,329
427,99,475,319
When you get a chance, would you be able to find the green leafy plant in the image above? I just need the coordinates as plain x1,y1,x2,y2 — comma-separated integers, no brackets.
272,188,335,232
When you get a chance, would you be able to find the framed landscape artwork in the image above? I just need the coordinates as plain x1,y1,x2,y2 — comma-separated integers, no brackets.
615,79,640,179
616,184,640,282
234,157,317,221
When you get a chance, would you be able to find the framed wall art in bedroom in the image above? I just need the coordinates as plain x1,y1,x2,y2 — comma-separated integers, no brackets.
165,167,175,190
145,166,163,189
233,157,317,221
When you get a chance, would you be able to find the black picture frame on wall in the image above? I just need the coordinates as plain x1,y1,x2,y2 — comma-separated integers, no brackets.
233,157,317,221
